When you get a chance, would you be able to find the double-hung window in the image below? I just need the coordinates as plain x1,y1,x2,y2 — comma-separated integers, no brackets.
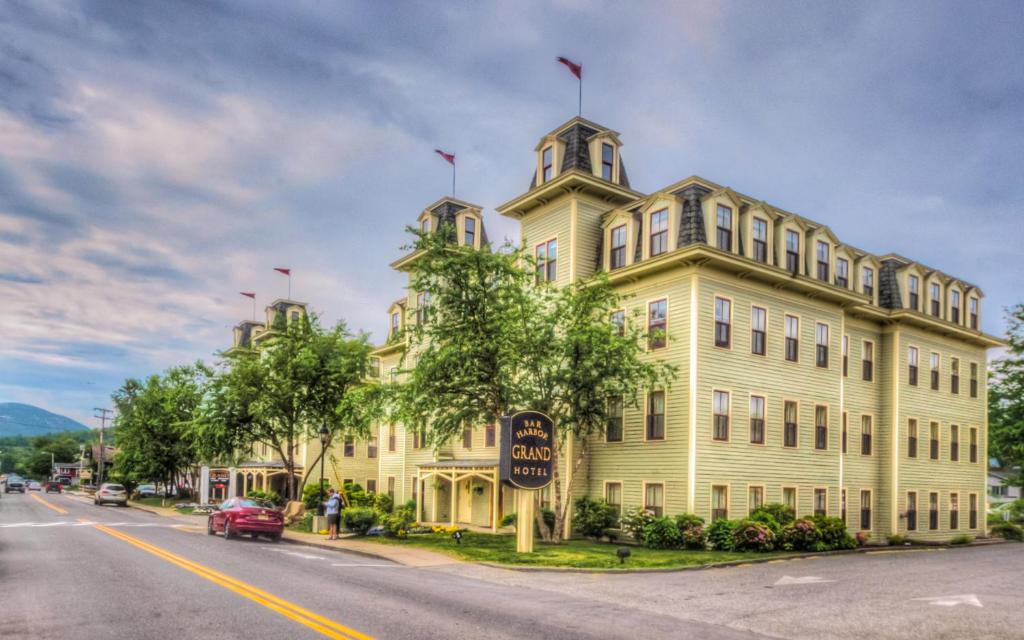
950,425,959,462
485,424,496,447
462,426,472,449
605,483,622,518
862,341,874,381
716,205,733,251
969,494,978,529
908,275,920,310
814,488,827,517
836,258,849,288
713,391,730,441
714,297,731,348
648,299,667,349
929,492,939,530
535,239,557,283
842,411,848,453
390,312,400,338
815,406,828,450
646,391,665,440
343,436,355,457
842,335,849,377
970,427,978,463
860,490,872,530
786,230,800,273
367,436,378,459
950,493,960,529
752,218,768,263
970,363,978,398
649,209,668,257
412,427,422,450
815,323,829,368
951,291,961,324
908,347,919,386
930,353,940,390
784,401,798,448
816,241,830,281
416,292,429,325
749,396,765,444
930,422,940,460
751,306,766,356
420,217,430,233
951,358,960,394
541,146,553,182
464,217,475,247
907,492,918,531
908,419,918,458
601,143,614,180
388,425,396,452
606,396,623,443
930,283,941,317
645,484,664,517
749,486,764,515
969,298,979,330
711,485,729,521
862,267,873,298
611,310,625,336
785,315,799,362
610,225,627,270
861,415,872,455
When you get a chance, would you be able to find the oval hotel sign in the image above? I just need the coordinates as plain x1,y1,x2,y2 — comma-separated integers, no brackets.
499,411,555,490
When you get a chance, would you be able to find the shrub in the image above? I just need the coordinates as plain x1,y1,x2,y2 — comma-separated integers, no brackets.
990,522,1024,541
246,489,281,507
340,507,377,535
573,497,619,540
706,518,737,551
753,503,795,527
748,511,781,536
950,534,973,545
342,482,374,508
381,506,416,538
675,513,707,550
499,509,557,537
811,515,857,550
1005,498,1024,523
641,517,684,549
620,508,657,544
780,519,821,551
301,482,330,510
887,534,906,546
731,520,776,552
372,492,394,514
500,512,517,528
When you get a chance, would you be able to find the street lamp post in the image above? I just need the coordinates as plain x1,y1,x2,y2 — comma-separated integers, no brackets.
40,451,55,480
317,426,330,516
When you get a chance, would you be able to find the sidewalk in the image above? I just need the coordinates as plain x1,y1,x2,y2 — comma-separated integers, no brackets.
281,529,459,567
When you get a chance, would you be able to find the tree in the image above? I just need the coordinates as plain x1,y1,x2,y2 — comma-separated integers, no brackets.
397,226,675,542
196,313,377,502
990,303,1024,492
112,363,211,502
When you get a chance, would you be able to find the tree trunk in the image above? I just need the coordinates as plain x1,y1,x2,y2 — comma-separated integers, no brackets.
551,437,590,543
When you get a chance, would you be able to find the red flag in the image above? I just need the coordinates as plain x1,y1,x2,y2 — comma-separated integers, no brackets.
273,267,291,276
556,56,582,80
434,149,455,165
239,292,256,299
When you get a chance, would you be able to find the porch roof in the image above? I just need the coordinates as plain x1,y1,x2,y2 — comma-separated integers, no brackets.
418,459,499,469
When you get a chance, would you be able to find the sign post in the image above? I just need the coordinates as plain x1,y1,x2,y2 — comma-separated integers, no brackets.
500,411,555,553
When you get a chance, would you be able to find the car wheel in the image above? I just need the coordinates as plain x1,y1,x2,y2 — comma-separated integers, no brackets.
269,533,282,543
207,519,215,536
223,520,235,540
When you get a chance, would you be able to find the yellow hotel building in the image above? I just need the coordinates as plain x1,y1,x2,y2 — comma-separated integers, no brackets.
238,117,1003,543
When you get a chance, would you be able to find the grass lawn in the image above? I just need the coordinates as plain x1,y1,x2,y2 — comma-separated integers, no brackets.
366,531,794,569
131,496,200,515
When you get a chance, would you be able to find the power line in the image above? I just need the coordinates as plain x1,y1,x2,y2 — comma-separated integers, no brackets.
94,408,113,486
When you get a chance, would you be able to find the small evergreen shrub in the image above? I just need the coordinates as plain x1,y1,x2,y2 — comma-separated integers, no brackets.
780,518,821,551
343,482,374,508
675,513,707,550
620,508,658,544
753,503,795,527
949,534,973,545
731,520,776,552
990,522,1024,541
641,516,684,549
573,497,619,540
748,511,781,535
341,507,377,534
381,506,416,538
707,518,737,551
887,534,906,546
811,515,857,550
372,492,394,514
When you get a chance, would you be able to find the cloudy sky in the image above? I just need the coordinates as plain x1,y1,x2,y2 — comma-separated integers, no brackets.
1,1,1022,426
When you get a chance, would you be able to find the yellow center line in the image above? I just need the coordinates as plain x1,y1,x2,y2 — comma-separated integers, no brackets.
30,493,68,515
90,523,372,640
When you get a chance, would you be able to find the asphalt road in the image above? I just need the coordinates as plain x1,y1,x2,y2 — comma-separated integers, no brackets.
1,491,1021,640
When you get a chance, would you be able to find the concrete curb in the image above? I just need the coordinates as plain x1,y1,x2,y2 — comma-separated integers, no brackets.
279,534,417,564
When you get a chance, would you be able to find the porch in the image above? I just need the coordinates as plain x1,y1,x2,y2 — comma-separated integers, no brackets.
416,459,514,533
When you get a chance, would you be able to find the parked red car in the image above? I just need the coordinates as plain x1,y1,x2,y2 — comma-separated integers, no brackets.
207,497,284,541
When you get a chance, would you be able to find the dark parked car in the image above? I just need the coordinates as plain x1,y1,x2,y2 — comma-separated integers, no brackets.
207,497,284,541
5,478,26,493
45,482,62,494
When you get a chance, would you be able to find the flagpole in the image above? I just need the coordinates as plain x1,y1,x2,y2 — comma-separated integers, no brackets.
452,164,456,197
287,274,291,300
578,76,582,117
252,298,256,321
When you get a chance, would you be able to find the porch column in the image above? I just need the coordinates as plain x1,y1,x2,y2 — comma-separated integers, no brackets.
449,471,457,526
199,466,210,505
430,474,438,523
491,471,499,533
227,467,237,498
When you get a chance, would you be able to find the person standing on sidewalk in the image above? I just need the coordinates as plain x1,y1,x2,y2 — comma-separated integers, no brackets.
324,488,342,540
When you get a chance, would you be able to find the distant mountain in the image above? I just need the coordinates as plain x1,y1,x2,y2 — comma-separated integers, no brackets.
0,403,90,436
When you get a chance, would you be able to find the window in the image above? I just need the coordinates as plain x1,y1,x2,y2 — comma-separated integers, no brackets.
969,298,979,330
420,217,430,233
464,217,475,247
601,143,614,180
411,477,418,504
908,419,918,458
646,391,665,440
749,396,765,444
951,290,961,324
860,490,872,530
951,358,960,394
786,230,800,273
711,485,729,521
416,292,430,325
861,415,872,455
367,436,378,459
716,205,733,251
388,425,396,452
713,391,730,441
784,401,798,448
836,258,849,288
462,426,472,449
950,493,959,529
908,347,919,386
908,275,920,310
862,341,874,381
969,494,978,529
366,479,377,493
816,241,830,281
648,299,667,349
816,323,829,368
606,396,623,443
535,239,557,283
970,363,978,398
970,427,978,463
929,492,939,530
930,283,941,317
751,306,766,355
649,209,668,257
930,353,940,390
644,483,664,517
862,267,874,298
605,482,622,517
389,367,398,383
841,489,847,523
752,218,768,263
387,476,395,498
814,488,827,517
785,315,799,362
343,436,355,457
748,486,764,515
413,427,422,449
390,312,400,338
842,335,849,377
842,411,847,453
610,225,627,269
907,492,918,531
930,422,940,460
783,487,797,511
714,297,731,348
485,424,496,448
541,146,553,182
950,425,959,462
815,406,829,450
611,309,625,336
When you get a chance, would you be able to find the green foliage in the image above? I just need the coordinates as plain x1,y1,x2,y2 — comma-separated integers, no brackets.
989,304,1024,493
752,503,795,527
780,519,822,551
731,520,776,552
572,497,619,540
641,517,684,549
990,523,1024,541
707,519,737,551
748,511,782,535
619,508,658,544
498,509,556,537
342,482,375,508
887,534,906,546
380,506,416,538
372,492,394,514
949,535,973,545
302,481,331,510
341,507,377,535
246,489,281,506
675,514,707,550
1004,498,1024,523
810,515,857,550
500,513,517,528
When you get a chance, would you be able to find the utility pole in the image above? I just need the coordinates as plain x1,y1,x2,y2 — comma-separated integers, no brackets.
94,408,113,486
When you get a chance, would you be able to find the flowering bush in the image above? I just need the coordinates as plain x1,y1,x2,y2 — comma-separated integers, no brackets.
706,518,737,551
675,513,707,550
779,519,821,551
431,524,462,534
731,520,776,552
641,517,684,549
748,511,782,536
620,508,658,544
810,515,857,550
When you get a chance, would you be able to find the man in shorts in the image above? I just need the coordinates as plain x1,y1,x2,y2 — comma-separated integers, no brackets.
324,488,342,540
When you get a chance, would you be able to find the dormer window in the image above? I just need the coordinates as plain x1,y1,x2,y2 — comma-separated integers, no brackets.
649,209,668,257
951,290,961,324
601,143,614,180
816,241,830,281
290,310,300,324
541,146,553,183
930,283,941,317
752,218,768,263
416,292,430,324
969,298,978,330
836,258,849,288
908,275,920,310
610,224,627,270
464,217,476,247
716,205,733,251
786,230,800,273
862,267,874,298
535,238,557,283
390,312,400,337
421,218,430,233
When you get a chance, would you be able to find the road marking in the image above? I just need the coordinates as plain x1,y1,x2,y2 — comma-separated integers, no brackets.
912,594,983,608
0,521,194,528
29,493,68,514
330,563,403,568
774,575,837,586
89,523,373,640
